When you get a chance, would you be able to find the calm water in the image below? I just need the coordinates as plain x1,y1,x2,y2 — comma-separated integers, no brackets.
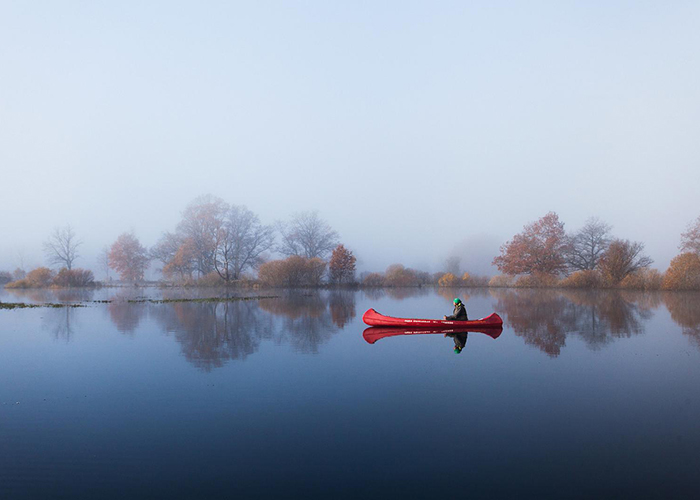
1,286,700,499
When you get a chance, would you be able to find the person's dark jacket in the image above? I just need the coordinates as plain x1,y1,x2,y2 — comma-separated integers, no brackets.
445,302,468,321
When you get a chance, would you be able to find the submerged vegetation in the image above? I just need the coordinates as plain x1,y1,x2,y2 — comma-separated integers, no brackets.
0,301,86,310
126,295,278,304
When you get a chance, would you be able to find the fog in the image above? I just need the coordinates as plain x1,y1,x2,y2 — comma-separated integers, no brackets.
2,1,699,276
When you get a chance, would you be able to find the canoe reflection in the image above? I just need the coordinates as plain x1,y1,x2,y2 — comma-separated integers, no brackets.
362,325,503,345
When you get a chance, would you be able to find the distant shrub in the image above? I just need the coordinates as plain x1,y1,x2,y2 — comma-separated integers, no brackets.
196,271,226,287
662,253,700,291
362,272,385,287
5,267,55,288
514,273,560,288
414,270,434,286
52,268,95,288
620,268,663,290
438,273,458,287
0,271,12,285
462,273,490,287
384,264,417,287
488,275,514,287
560,270,602,288
258,256,327,287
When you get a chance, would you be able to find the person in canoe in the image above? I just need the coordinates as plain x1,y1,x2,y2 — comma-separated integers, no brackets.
443,298,468,321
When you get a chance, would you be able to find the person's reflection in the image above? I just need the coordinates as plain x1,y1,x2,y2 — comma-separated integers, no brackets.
445,332,468,354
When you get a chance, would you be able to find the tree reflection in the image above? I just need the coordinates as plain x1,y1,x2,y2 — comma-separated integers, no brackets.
492,289,655,356
436,287,490,302
5,287,94,304
107,300,147,335
562,290,651,348
384,287,431,300
329,290,356,328
115,291,359,370
150,300,274,371
664,292,700,349
492,289,569,356
259,292,340,354
361,288,385,301
42,307,78,341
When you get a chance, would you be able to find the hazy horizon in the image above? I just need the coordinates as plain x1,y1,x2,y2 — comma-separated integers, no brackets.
2,1,699,277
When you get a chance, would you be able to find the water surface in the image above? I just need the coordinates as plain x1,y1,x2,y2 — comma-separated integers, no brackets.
1,287,699,499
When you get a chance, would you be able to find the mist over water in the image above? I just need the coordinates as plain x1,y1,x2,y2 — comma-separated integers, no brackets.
2,2,700,274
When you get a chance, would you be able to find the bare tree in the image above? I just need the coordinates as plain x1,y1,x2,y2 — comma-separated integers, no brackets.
43,225,81,270
14,248,26,274
98,246,111,281
150,232,184,267
278,211,339,260
565,217,612,271
177,195,227,276
444,255,461,276
214,205,275,282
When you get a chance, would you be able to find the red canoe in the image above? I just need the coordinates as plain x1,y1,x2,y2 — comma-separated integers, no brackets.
362,308,503,328
363,326,503,344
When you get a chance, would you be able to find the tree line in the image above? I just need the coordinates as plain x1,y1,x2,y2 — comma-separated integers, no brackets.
487,212,700,290
1,195,357,289
2,202,700,291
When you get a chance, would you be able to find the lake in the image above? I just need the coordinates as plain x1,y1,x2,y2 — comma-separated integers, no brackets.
1,286,699,499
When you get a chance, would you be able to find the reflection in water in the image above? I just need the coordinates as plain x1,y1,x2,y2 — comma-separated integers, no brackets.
107,300,147,335
5,287,95,304
446,332,468,353
329,291,356,328
664,292,700,349
98,292,358,370
491,289,569,356
362,287,435,301
435,287,492,303
492,289,655,357
259,293,341,354
42,307,78,341
363,326,502,349
151,301,275,371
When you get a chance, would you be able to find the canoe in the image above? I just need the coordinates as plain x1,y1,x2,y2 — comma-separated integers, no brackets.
362,308,503,328
363,326,503,344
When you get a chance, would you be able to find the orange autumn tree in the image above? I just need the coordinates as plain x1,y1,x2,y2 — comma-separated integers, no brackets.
663,253,700,290
328,244,356,284
258,256,326,287
493,212,569,276
163,238,196,280
109,232,150,282
597,239,652,285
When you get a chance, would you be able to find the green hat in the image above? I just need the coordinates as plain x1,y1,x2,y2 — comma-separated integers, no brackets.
453,298,461,304
454,347,462,354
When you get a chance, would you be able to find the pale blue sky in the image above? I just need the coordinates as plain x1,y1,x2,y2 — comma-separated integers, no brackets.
1,1,699,274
